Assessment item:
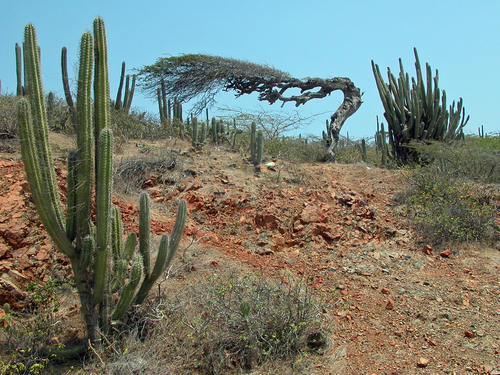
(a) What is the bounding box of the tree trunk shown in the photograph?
[325,83,362,161]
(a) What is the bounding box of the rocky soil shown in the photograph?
[0,133,499,374]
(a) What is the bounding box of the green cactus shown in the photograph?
[15,43,24,96]
[61,46,77,127]
[360,138,367,163]
[192,116,198,146]
[375,118,390,166]
[115,61,126,109]
[17,18,187,346]
[46,91,55,127]
[157,87,164,121]
[211,117,218,144]
[114,61,136,113]
[250,121,263,166]
[200,120,207,144]
[372,48,469,164]
[123,73,136,113]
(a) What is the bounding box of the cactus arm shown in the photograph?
[24,24,65,230]
[16,43,24,96]
[111,205,124,258]
[81,235,94,269]
[111,205,125,293]
[165,199,187,263]
[124,232,137,260]
[134,233,169,304]
[75,31,94,246]
[66,150,77,242]
[111,255,143,321]
[18,24,74,258]
[18,100,74,258]
[115,61,125,110]
[124,74,136,113]
[93,17,110,181]
[139,192,151,277]
[61,46,77,126]
[134,199,187,304]
[93,128,114,306]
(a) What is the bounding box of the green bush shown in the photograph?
[111,108,166,141]
[193,274,327,373]
[404,165,497,244]
[0,94,21,139]
[0,280,62,374]
[408,136,500,183]
[264,136,329,163]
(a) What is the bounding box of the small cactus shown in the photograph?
[250,121,263,166]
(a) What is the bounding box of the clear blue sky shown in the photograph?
[2,0,499,139]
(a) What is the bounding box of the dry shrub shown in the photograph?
[83,272,329,375]
[114,154,180,193]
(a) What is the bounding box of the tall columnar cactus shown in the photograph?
[114,61,136,113]
[359,138,367,163]
[200,120,207,144]
[191,116,198,147]
[375,118,390,166]
[250,121,263,166]
[211,117,218,144]
[15,43,24,96]
[372,48,469,164]
[115,61,126,109]
[17,18,187,347]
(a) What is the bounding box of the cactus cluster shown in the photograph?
[250,121,263,166]
[114,61,136,113]
[372,48,469,163]
[157,78,171,122]
[17,18,187,345]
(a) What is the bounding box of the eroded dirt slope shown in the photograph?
[0,135,499,374]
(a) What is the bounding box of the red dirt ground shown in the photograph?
[1,134,499,374]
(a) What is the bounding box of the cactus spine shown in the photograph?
[17,18,187,346]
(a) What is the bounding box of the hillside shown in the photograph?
[0,133,499,374]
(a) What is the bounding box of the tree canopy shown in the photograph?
[138,54,362,160]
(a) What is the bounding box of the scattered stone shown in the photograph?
[422,245,432,255]
[464,330,475,338]
[386,300,395,310]
[483,365,493,373]
[440,249,451,258]
[381,287,390,294]
[417,357,429,367]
